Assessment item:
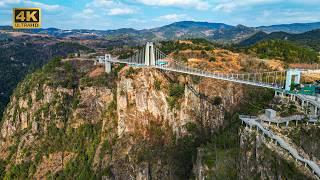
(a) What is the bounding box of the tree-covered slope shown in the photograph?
[239,29,320,51]
[0,38,92,120]
[243,40,319,63]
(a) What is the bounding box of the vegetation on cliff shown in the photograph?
[288,126,320,160]
[239,29,320,51]
[199,87,274,179]
[0,57,118,179]
[244,40,319,63]
[0,41,93,120]
[0,37,318,179]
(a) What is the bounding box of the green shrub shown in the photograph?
[0,160,5,179]
[169,84,184,98]
[154,79,161,90]
[209,56,216,62]
[35,88,44,101]
[213,96,222,106]
[125,67,137,78]
[191,75,201,84]
[80,73,116,88]
[166,83,185,109]
[200,50,209,58]
[4,162,32,179]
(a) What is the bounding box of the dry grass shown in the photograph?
[89,66,105,77]
[302,73,320,83]
[264,60,285,71]
[178,40,193,45]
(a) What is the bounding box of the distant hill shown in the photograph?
[1,21,320,43]
[257,22,320,34]
[244,39,319,63]
[239,29,320,51]
[148,21,255,42]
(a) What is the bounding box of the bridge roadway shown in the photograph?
[239,115,320,178]
[107,58,283,90]
[156,64,281,89]
[102,42,320,92]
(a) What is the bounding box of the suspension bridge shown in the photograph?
[97,43,320,177]
[97,42,317,92]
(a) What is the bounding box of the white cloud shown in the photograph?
[0,0,21,7]
[257,9,320,25]
[108,8,136,15]
[0,0,61,11]
[137,0,209,10]
[154,14,189,21]
[88,0,115,7]
[73,8,100,20]
[213,0,281,12]
[83,0,138,16]
[25,1,61,11]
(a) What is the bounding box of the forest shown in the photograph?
[0,40,92,120]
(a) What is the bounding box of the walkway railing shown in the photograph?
[155,60,283,90]
[104,42,320,93]
[296,94,320,109]
[239,115,320,178]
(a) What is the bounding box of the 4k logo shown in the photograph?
[13,8,41,29]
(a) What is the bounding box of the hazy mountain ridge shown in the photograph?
[257,22,320,34]
[2,21,320,42]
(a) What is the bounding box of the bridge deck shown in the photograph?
[107,59,282,90]
[104,42,320,95]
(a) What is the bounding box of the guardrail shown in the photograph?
[259,114,319,126]
[239,115,320,178]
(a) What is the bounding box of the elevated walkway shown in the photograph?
[239,115,320,178]
[259,114,318,126]
[98,42,320,96]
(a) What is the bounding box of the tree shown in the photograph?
[213,96,222,106]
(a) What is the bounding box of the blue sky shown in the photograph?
[0,0,320,30]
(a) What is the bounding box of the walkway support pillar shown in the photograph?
[105,61,111,73]
[105,54,112,73]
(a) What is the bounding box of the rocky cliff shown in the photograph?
[0,57,316,179]
[0,57,238,179]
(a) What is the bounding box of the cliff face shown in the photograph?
[238,129,315,179]
[0,58,315,179]
[0,58,244,179]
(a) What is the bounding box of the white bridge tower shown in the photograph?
[285,69,301,91]
[145,42,156,66]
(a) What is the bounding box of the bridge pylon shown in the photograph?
[145,42,156,66]
[285,69,301,91]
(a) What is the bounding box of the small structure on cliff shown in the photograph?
[265,109,276,119]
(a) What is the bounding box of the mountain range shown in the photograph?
[239,29,320,51]
[1,21,320,43]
